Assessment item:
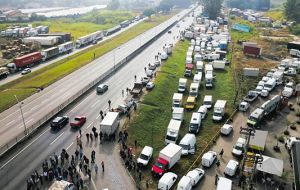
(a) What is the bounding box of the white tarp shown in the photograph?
[256,155,283,177]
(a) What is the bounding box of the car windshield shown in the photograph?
[139,154,149,160]
[166,135,176,141]
[154,161,165,169]
[249,116,257,122]
[75,117,81,121]
[204,101,210,105]
[213,112,222,117]
[180,144,189,150]
[190,123,198,129]
[234,144,243,151]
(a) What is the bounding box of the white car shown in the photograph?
[21,68,31,75]
[186,168,205,186]
[239,101,250,112]
[145,69,154,78]
[158,172,177,190]
[224,160,239,177]
[160,52,168,60]
[154,60,161,67]
[282,82,295,98]
[284,68,297,76]
[220,124,233,135]
[201,151,217,167]
[148,63,156,70]
[197,105,207,119]
[232,137,246,157]
[137,146,153,166]
[146,82,155,90]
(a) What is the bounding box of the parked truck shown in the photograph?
[131,82,143,96]
[289,49,300,58]
[243,44,262,57]
[213,100,227,121]
[76,31,104,48]
[23,36,59,46]
[165,119,182,145]
[212,60,226,70]
[247,108,264,128]
[0,67,9,79]
[6,52,42,73]
[243,90,258,102]
[41,46,60,61]
[260,95,281,115]
[58,41,74,54]
[100,112,119,140]
[272,70,284,85]
[243,68,259,77]
[151,143,182,176]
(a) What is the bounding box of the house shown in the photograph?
[3,10,29,22]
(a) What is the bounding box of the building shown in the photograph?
[292,142,300,190]
[3,10,29,22]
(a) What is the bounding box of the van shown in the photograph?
[172,107,184,121]
[186,57,193,64]
[213,100,227,121]
[263,78,276,92]
[201,151,217,167]
[165,119,182,145]
[137,146,153,166]
[173,93,183,108]
[194,54,202,63]
[203,95,213,109]
[177,176,192,190]
[189,83,199,99]
[224,160,239,176]
[189,112,201,133]
[178,78,187,92]
[158,172,178,190]
[194,46,201,53]
[48,180,75,190]
[196,61,203,73]
[216,177,232,190]
[186,51,192,58]
[193,73,202,85]
[185,96,196,110]
[179,133,196,155]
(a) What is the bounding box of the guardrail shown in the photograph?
[0,13,181,157]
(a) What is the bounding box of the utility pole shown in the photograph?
[14,95,27,135]
[239,126,256,189]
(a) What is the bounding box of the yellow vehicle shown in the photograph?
[185,96,196,110]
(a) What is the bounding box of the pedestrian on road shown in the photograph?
[101,161,105,172]
[79,129,82,138]
[108,100,111,108]
[139,170,142,181]
[79,162,83,172]
[76,181,80,190]
[122,89,124,97]
[92,126,96,134]
[144,67,146,72]
[124,130,128,141]
[134,75,137,81]
[86,133,89,141]
[215,174,219,185]
[39,174,43,185]
[90,133,93,140]
[100,131,103,144]
[94,163,98,174]
[79,178,83,188]
[219,148,224,158]
[100,110,103,116]
[87,169,91,180]
[216,159,220,167]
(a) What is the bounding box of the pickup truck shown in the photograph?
[131,82,143,96]
[243,90,258,103]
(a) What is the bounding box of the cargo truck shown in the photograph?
[23,36,59,46]
[165,119,182,145]
[41,47,60,61]
[131,82,143,96]
[212,60,226,70]
[76,31,104,48]
[100,112,119,140]
[7,52,42,73]
[212,100,227,121]
[58,41,74,54]
[260,95,281,115]
[272,70,284,85]
[247,108,264,128]
[151,143,182,176]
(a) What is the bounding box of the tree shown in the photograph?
[108,0,120,10]
[285,0,300,23]
[158,0,173,12]
[143,9,155,17]
[202,0,223,19]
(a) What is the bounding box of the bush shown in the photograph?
[284,130,290,135]
[278,136,285,143]
[289,24,300,35]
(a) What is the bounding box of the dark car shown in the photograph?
[51,116,69,129]
[70,116,86,128]
[168,30,172,34]
[97,84,108,94]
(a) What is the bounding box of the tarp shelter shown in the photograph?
[249,130,268,151]
[232,23,250,33]
[256,155,283,177]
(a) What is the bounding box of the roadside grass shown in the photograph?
[0,13,176,113]
[264,10,285,21]
[126,40,235,189]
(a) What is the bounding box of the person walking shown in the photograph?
[89,133,93,141]
[122,89,124,97]
[134,75,137,81]
[216,159,220,167]
[86,133,89,141]
[101,161,104,172]
[79,129,82,138]
[219,148,224,158]
[215,174,219,185]
[100,131,103,144]
[108,100,111,109]
[144,67,146,72]
[94,163,98,174]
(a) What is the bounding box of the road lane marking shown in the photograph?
[70,93,92,113]
[90,100,100,109]
[17,119,33,128]
[0,128,50,170]
[86,122,93,129]
[5,120,15,127]
[50,132,65,145]
[66,142,73,150]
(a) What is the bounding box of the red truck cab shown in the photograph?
[151,157,169,176]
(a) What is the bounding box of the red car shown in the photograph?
[70,116,86,128]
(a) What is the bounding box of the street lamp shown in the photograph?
[113,47,121,71]
[14,95,27,135]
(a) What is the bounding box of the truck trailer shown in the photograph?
[100,112,119,140]
[7,52,42,73]
[41,46,60,61]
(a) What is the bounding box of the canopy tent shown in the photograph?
[256,155,283,177]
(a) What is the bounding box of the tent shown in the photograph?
[256,155,283,177]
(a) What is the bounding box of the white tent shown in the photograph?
[256,155,283,177]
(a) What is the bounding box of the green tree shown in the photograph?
[285,0,300,23]
[143,9,156,17]
[108,0,120,10]
[202,0,223,19]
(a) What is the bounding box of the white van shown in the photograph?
[232,137,246,157]
[137,146,153,166]
[177,176,192,190]
[202,151,217,167]
[178,78,187,92]
[158,172,178,190]
[165,119,182,145]
[194,46,201,53]
[172,107,184,121]
[263,78,276,92]
[203,95,213,109]
[194,54,202,63]
[216,177,232,190]
[189,112,202,134]
[224,160,239,176]
[173,93,183,108]
[48,180,75,190]
[189,83,199,99]
[196,61,204,73]
[186,168,205,186]
[186,52,193,58]
[179,133,196,155]
[193,73,202,85]
[186,57,193,64]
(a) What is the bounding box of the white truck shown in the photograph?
[58,41,74,54]
[260,95,281,115]
[272,70,284,85]
[289,49,300,58]
[282,82,296,98]
[165,119,182,145]
[172,93,183,108]
[247,108,264,128]
[164,45,172,55]
[172,107,184,121]
[205,53,220,61]
[213,100,227,121]
[189,82,199,99]
[196,61,204,73]
[100,112,119,137]
[212,60,226,70]
[194,54,202,63]
[205,64,213,88]
[178,78,187,92]
[243,68,259,77]
[184,31,194,39]
[48,180,74,190]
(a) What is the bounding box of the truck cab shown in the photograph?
[185,96,196,110]
[172,93,183,108]
[247,108,264,128]
[189,112,201,134]
[189,83,199,99]
[205,71,213,88]
[213,100,227,121]
[165,119,182,145]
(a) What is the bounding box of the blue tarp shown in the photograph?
[232,23,250,33]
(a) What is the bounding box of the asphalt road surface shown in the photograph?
[0,8,192,149]
[0,17,146,86]
[0,11,195,190]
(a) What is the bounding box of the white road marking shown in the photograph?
[5,120,15,127]
[30,105,39,111]
[0,128,50,170]
[91,178,97,190]
[66,142,73,150]
[90,100,100,109]
[86,122,93,129]
[17,119,33,128]
[50,132,65,145]
[70,94,92,113]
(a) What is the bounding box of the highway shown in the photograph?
[0,17,146,86]
[0,10,194,190]
[0,8,192,151]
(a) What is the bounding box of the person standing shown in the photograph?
[86,133,89,141]
[122,89,124,97]
[219,148,224,158]
[108,100,111,109]
[101,161,104,172]
[215,174,219,185]
[94,163,98,174]
[79,129,82,138]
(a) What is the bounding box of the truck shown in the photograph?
[212,100,227,121]
[205,53,220,61]
[243,68,259,77]
[248,130,268,151]
[260,95,281,115]
[100,112,119,140]
[164,45,172,54]
[41,47,60,61]
[48,180,74,190]
[131,82,143,96]
[172,107,184,121]
[184,31,194,39]
[243,90,258,102]
[172,93,183,108]
[212,60,226,69]
[151,143,182,176]
[243,45,262,57]
[76,31,104,48]
[58,41,74,54]
[178,78,187,92]
[23,36,59,46]
[105,25,121,36]
[247,108,264,128]
[272,70,284,85]
[282,82,296,98]
[6,52,42,73]
[165,119,182,145]
[289,49,300,58]
[189,82,199,99]
[196,61,203,73]
[0,67,9,79]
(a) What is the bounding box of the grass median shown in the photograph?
[0,13,177,113]
[126,40,235,189]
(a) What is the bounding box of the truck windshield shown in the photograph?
[204,101,210,105]
[213,112,222,117]
[154,161,166,169]
[264,84,272,88]
[139,154,149,160]
[190,123,198,129]
[180,144,189,150]
[166,135,176,141]
[249,116,258,122]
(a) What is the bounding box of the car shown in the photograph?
[141,77,150,85]
[158,172,177,190]
[220,124,233,135]
[201,151,217,167]
[239,101,250,112]
[168,30,172,34]
[186,168,205,186]
[284,68,297,76]
[70,116,86,128]
[146,82,155,90]
[197,105,207,119]
[137,146,153,166]
[262,76,270,83]
[97,84,108,94]
[184,69,193,77]
[21,68,31,75]
[232,137,246,157]
[146,69,154,78]
[51,116,69,129]
[154,60,161,67]
[148,63,156,70]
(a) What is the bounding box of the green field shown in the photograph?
[126,40,235,189]
[0,13,177,113]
